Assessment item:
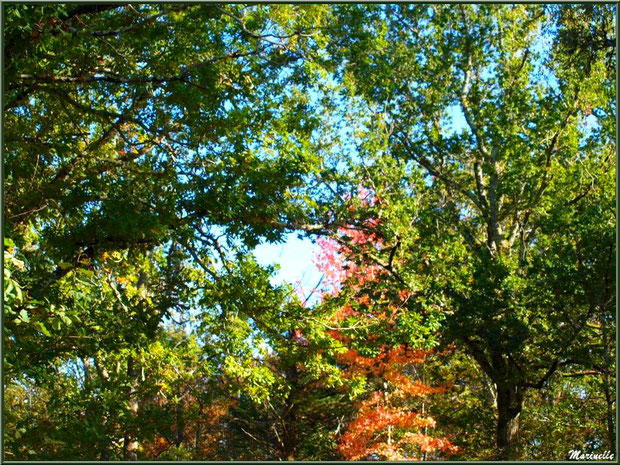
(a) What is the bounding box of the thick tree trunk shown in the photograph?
[466,343,526,460]
[496,384,523,460]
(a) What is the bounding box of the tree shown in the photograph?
[518,370,616,460]
[417,348,498,460]
[336,347,457,461]
[194,255,349,461]
[3,325,215,460]
[3,3,333,460]
[3,3,615,461]
[320,3,615,459]
[3,1,330,373]
[315,217,458,461]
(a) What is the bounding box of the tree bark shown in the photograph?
[194,400,203,459]
[495,383,523,460]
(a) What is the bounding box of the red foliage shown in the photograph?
[316,199,458,460]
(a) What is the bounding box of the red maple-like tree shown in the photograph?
[315,192,459,460]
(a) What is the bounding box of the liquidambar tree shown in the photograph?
[315,222,458,460]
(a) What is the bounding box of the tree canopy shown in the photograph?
[3,3,616,461]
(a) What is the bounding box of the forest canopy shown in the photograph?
[2,2,616,461]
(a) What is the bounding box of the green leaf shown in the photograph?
[35,322,51,337]
[19,309,30,323]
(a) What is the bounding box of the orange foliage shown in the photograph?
[336,344,458,461]
[316,198,458,460]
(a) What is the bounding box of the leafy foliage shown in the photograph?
[2,3,615,462]
[315,222,458,460]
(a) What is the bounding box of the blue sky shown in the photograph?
[253,233,323,300]
[251,103,469,299]
[250,28,587,302]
